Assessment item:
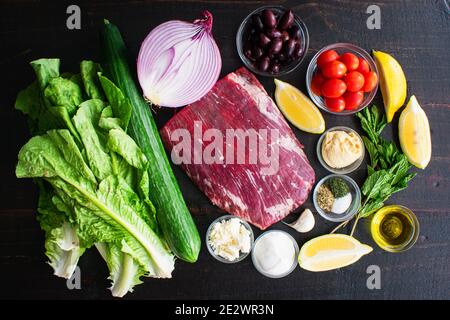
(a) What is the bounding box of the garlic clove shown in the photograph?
[285,208,315,233]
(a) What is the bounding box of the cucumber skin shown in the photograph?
[101,20,200,263]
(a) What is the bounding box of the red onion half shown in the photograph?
[137,11,222,108]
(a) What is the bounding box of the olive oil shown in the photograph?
[371,205,419,252]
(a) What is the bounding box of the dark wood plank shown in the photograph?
[0,0,449,299]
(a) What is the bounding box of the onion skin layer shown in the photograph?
[137,11,222,108]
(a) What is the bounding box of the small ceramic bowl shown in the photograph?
[306,43,378,115]
[206,215,254,263]
[236,5,309,77]
[316,126,365,174]
[313,174,361,222]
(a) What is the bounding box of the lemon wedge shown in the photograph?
[373,50,407,123]
[399,95,432,169]
[298,234,373,272]
[274,79,325,134]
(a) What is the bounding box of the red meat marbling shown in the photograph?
[160,67,315,229]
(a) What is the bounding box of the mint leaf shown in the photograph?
[362,136,378,167]
[361,169,393,201]
[356,105,417,220]
[356,105,386,144]
[359,200,384,218]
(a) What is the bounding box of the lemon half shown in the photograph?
[274,79,325,134]
[399,95,432,169]
[298,234,373,272]
[373,50,407,123]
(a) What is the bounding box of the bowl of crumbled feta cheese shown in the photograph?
[206,215,254,263]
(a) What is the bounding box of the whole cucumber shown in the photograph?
[101,20,200,262]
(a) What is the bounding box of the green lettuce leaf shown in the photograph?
[48,106,81,143]
[98,73,131,129]
[107,128,147,170]
[99,106,122,131]
[15,82,42,121]
[80,61,105,100]
[15,82,46,134]
[16,129,174,278]
[72,99,112,180]
[44,77,83,115]
[95,242,145,297]
[36,181,86,278]
[15,59,169,296]
[30,58,60,90]
[45,221,85,279]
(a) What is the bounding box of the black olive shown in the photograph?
[244,49,253,60]
[278,52,287,63]
[252,45,264,59]
[270,62,280,74]
[288,25,301,39]
[244,42,254,60]
[281,31,290,42]
[293,41,304,58]
[258,33,271,47]
[251,14,264,31]
[266,29,282,39]
[278,10,294,30]
[283,38,296,57]
[269,38,283,55]
[257,56,270,72]
[262,9,277,29]
[250,32,259,44]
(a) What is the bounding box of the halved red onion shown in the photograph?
[137,11,222,108]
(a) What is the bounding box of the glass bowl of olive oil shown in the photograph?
[370,205,419,253]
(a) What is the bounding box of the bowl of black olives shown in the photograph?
[236,6,309,76]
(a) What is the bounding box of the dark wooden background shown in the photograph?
[0,0,449,300]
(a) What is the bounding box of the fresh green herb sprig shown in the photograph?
[356,105,416,218]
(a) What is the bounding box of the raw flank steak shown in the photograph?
[160,67,315,229]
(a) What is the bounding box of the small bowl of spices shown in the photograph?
[317,126,365,174]
[313,174,361,222]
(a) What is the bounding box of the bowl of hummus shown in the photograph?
[317,126,365,174]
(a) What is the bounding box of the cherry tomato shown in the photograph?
[362,71,378,92]
[340,53,359,71]
[344,71,365,92]
[311,72,325,96]
[343,91,364,110]
[325,97,345,112]
[322,60,347,78]
[321,79,347,98]
[317,50,339,68]
[356,58,370,74]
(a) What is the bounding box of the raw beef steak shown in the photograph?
[160,67,315,229]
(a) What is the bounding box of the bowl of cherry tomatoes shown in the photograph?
[306,43,379,115]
